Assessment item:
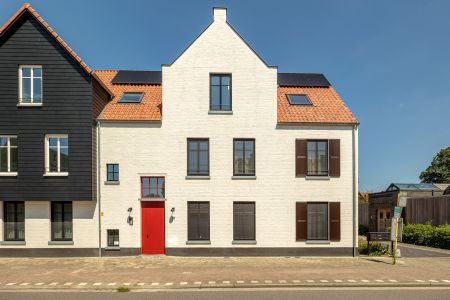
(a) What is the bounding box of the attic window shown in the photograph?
[286,94,312,105]
[119,92,144,103]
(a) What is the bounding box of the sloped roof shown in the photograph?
[0,3,91,74]
[94,70,162,121]
[278,73,330,87]
[277,85,358,124]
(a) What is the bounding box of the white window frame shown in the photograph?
[18,65,43,106]
[44,134,68,176]
[0,136,18,176]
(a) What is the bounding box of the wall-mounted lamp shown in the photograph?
[171,207,175,213]
[169,207,175,223]
[127,207,133,225]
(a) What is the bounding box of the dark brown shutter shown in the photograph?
[295,140,307,177]
[296,202,307,241]
[198,202,210,240]
[187,203,199,241]
[233,202,255,240]
[329,139,340,177]
[329,202,341,241]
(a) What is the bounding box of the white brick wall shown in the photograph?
[99,13,358,251]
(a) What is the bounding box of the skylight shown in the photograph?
[118,92,144,103]
[286,94,312,105]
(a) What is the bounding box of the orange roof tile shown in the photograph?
[94,70,162,121]
[0,3,91,74]
[277,86,358,124]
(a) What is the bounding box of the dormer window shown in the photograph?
[286,94,312,105]
[19,65,42,105]
[210,74,231,111]
[118,92,144,103]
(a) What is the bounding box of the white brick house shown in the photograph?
[96,7,359,256]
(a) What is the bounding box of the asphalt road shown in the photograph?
[0,287,449,300]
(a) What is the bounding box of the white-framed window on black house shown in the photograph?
[45,135,68,175]
[187,139,209,176]
[3,201,25,241]
[19,65,42,105]
[295,139,340,177]
[187,202,210,241]
[296,202,340,242]
[233,139,255,176]
[107,164,119,182]
[233,202,256,241]
[107,229,120,247]
[0,136,18,175]
[210,74,231,111]
[51,202,72,241]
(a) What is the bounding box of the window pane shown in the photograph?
[33,67,42,77]
[307,203,328,240]
[22,67,31,77]
[49,138,58,148]
[22,78,31,101]
[158,178,165,198]
[10,147,18,172]
[199,141,208,151]
[118,92,144,103]
[0,137,7,147]
[233,203,255,240]
[188,150,198,174]
[188,141,198,151]
[211,86,220,110]
[60,138,68,148]
[9,137,17,147]
[0,147,7,172]
[221,85,230,110]
[234,150,244,174]
[60,146,69,172]
[199,151,208,173]
[49,146,58,172]
[221,75,230,86]
[211,76,220,85]
[33,78,42,102]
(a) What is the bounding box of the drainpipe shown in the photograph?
[352,124,358,257]
[97,121,102,257]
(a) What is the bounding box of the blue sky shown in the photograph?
[1,0,449,192]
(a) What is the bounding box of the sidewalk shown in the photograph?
[0,255,449,290]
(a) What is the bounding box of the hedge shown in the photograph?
[402,223,450,250]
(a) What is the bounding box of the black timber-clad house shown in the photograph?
[0,3,110,254]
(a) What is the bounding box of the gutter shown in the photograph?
[97,120,102,257]
[352,124,358,257]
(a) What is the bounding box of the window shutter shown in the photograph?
[188,203,199,240]
[296,202,307,241]
[233,202,255,240]
[295,140,307,177]
[198,202,210,240]
[329,202,341,241]
[329,139,340,177]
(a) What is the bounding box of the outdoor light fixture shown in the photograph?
[127,207,133,225]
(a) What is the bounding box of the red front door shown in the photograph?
[141,201,165,254]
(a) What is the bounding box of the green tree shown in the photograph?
[420,147,450,183]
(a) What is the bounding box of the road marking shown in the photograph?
[279,280,287,283]
[137,282,145,286]
[389,280,398,282]
[375,280,384,283]
[165,282,173,286]
[49,282,58,286]
[78,283,87,286]
[347,280,356,283]
[180,282,188,285]
[306,280,314,283]
[208,281,216,284]
[20,283,29,286]
[361,280,370,283]
[108,283,116,286]
[265,280,272,284]
[64,282,73,286]
[415,280,425,282]
[194,282,201,285]
[251,280,259,284]
[429,280,438,283]
[151,283,159,286]
[320,280,328,283]
[123,283,130,286]
[93,282,102,286]
[442,280,450,283]
[236,281,244,284]
[292,280,300,283]
[6,283,16,286]
[334,280,343,283]
[222,281,230,284]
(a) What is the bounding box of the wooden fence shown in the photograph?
[406,195,450,226]
[358,203,369,227]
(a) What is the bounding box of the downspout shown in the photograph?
[97,120,102,257]
[352,124,358,257]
